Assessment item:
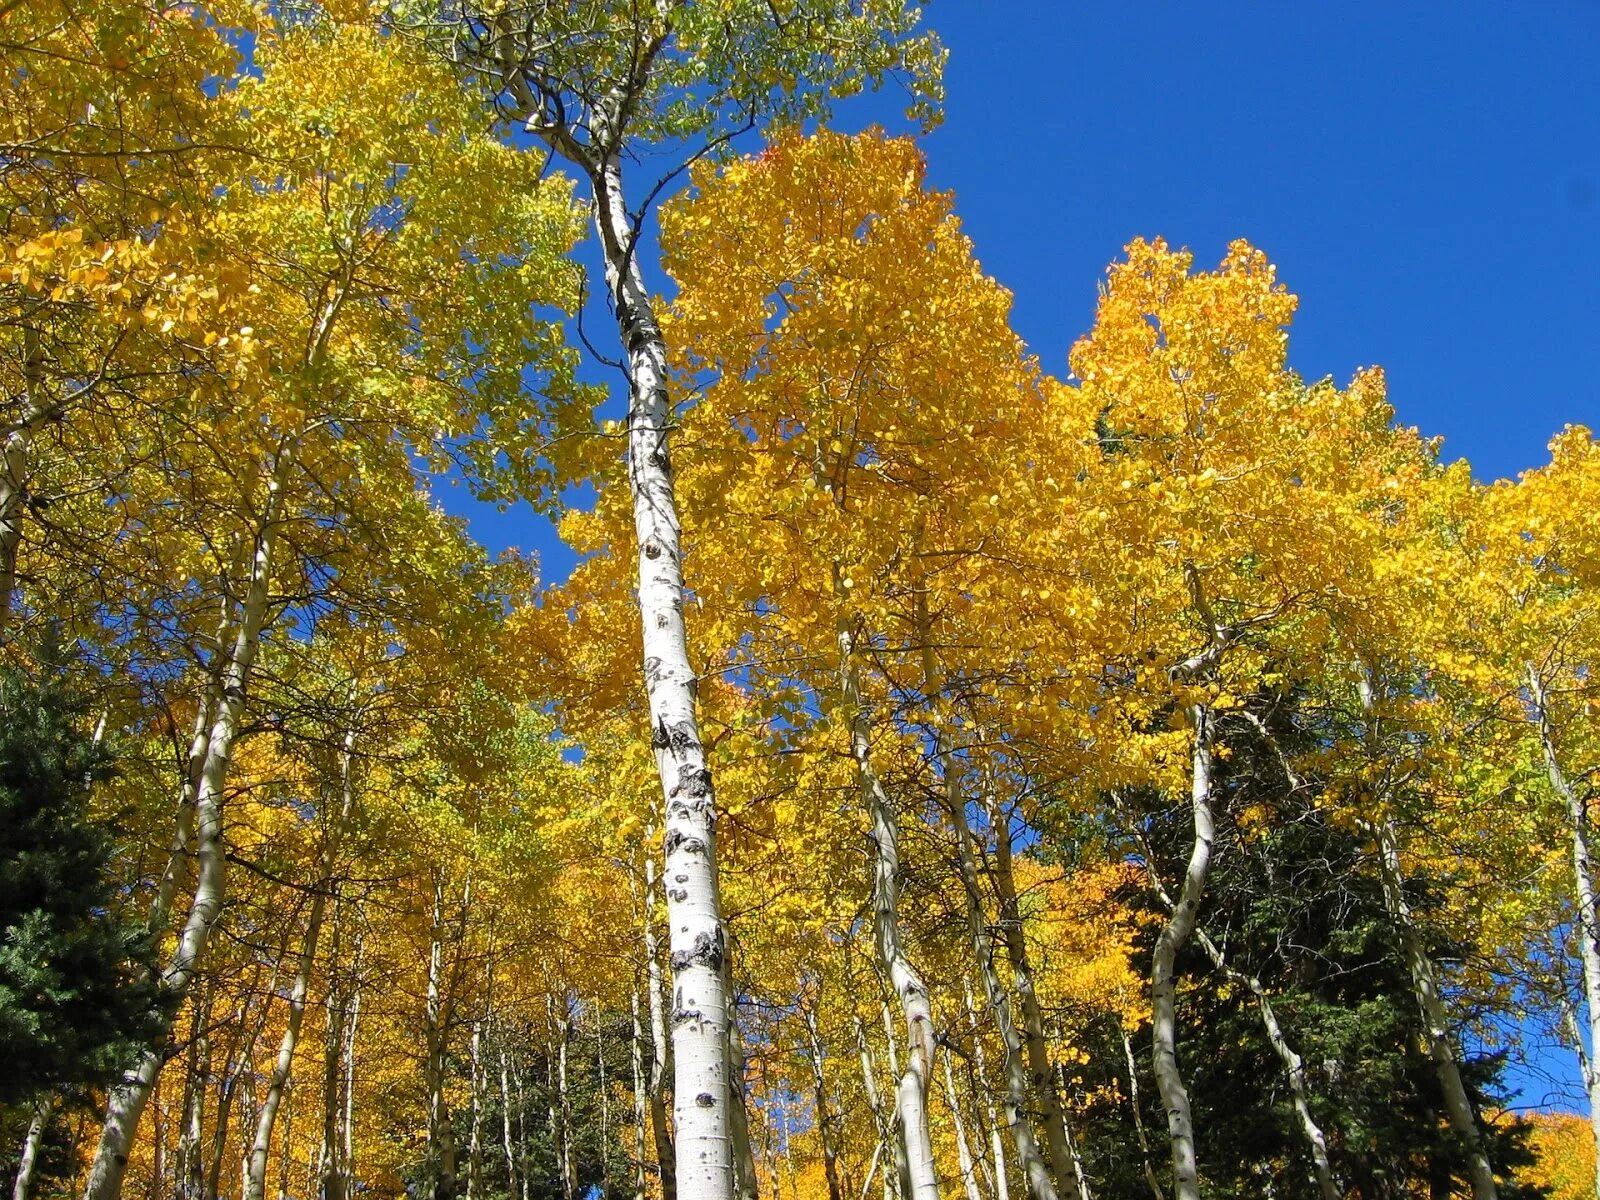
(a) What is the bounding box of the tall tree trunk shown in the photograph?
[426,878,460,1200]
[466,1022,485,1200]
[1112,1019,1163,1200]
[986,804,1075,1200]
[245,728,354,1200]
[1148,705,1215,1200]
[499,1027,521,1200]
[0,324,44,642]
[838,608,938,1200]
[855,1016,898,1200]
[1190,930,1338,1200]
[642,847,678,1200]
[948,787,1054,1200]
[1369,813,1498,1200]
[1356,667,1498,1200]
[85,444,294,1200]
[555,1000,578,1200]
[179,982,215,1200]
[962,983,1009,1200]
[942,1053,983,1200]
[591,147,730,1200]
[1529,664,1600,1197]
[726,1013,759,1200]
[802,1005,845,1200]
[12,1095,53,1200]
[632,984,652,1200]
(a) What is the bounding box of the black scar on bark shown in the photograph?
[643,539,662,559]
[663,830,707,859]
[671,1005,704,1027]
[695,1093,715,1108]
[670,926,725,974]
[644,657,664,685]
[671,762,712,798]
[667,887,688,903]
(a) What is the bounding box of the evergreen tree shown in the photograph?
[0,664,160,1107]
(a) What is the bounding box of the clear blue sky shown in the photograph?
[451,1,1600,577]
[441,1,1600,1109]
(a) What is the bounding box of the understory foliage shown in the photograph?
[2,5,1597,1200]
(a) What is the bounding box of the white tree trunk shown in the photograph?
[11,1095,52,1200]
[0,325,44,642]
[1528,664,1600,1197]
[84,446,292,1200]
[591,150,730,1200]
[838,610,938,1200]
[986,804,1076,1200]
[961,982,1010,1200]
[949,788,1055,1200]
[942,1053,983,1200]
[1369,814,1499,1200]
[802,1004,846,1200]
[1148,705,1215,1200]
[244,727,353,1200]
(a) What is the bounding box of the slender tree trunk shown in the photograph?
[727,1016,760,1200]
[1370,813,1499,1200]
[1189,930,1338,1200]
[499,1028,520,1200]
[942,1053,983,1200]
[318,906,352,1200]
[341,971,360,1195]
[12,1095,53,1200]
[960,982,1008,1200]
[426,879,460,1200]
[0,325,44,642]
[467,1022,485,1200]
[986,804,1074,1200]
[1148,705,1215,1200]
[803,1006,845,1200]
[1125,1041,1172,1200]
[555,1000,577,1200]
[85,445,294,1200]
[1355,668,1497,1200]
[642,848,678,1200]
[855,1017,897,1200]
[179,983,215,1200]
[838,609,938,1200]
[1529,665,1600,1197]
[949,788,1054,1200]
[632,984,651,1200]
[245,728,353,1200]
[591,148,730,1200]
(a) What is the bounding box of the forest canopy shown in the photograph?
[1,4,1597,1200]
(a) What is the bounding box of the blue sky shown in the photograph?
[439,2,1599,1109]
[449,1,1599,578]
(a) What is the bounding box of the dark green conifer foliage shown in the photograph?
[0,664,160,1107]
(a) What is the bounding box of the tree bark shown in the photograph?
[425,877,460,1200]
[802,1005,845,1200]
[1116,1020,1165,1200]
[985,805,1076,1200]
[84,443,294,1200]
[245,727,354,1200]
[1148,705,1215,1200]
[726,1013,760,1200]
[0,325,44,642]
[962,982,1009,1200]
[949,787,1054,1200]
[838,609,938,1200]
[577,135,734,1200]
[1370,813,1499,1200]
[12,1095,53,1200]
[1528,663,1600,1198]
[942,1053,983,1200]
[642,848,679,1200]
